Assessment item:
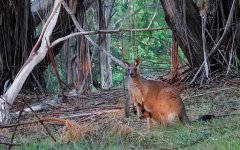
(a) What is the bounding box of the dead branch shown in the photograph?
[30,3,61,54]
[46,40,65,97]
[58,108,123,119]
[0,0,62,123]
[112,8,142,28]
[31,73,45,95]
[51,27,169,48]
[31,0,96,26]
[0,142,21,147]
[226,29,237,74]
[0,108,122,129]
[8,103,25,150]
[21,99,56,142]
[183,87,237,101]
[0,119,49,129]
[61,0,156,69]
[190,0,237,84]
[201,13,209,79]
[12,95,62,117]
[0,117,69,129]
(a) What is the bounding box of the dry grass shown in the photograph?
[1,81,240,149]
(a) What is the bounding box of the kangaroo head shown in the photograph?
[124,58,141,78]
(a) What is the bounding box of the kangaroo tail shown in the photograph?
[197,114,216,122]
[179,111,191,124]
[180,114,216,124]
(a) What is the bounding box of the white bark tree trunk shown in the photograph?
[0,0,61,124]
[100,0,113,89]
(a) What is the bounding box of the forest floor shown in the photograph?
[1,77,240,150]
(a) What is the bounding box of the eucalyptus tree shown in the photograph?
[160,0,240,83]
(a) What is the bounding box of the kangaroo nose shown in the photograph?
[130,73,134,76]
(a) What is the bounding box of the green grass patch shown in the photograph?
[2,89,240,150]
[3,114,239,150]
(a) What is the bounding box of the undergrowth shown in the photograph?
[1,88,240,150]
[6,116,240,150]
[8,116,240,150]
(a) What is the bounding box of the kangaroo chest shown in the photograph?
[128,80,144,104]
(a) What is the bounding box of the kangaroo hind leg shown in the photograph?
[179,111,190,124]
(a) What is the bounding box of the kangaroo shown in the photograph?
[124,58,189,129]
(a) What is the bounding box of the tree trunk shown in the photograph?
[64,40,72,85]
[160,0,204,69]
[161,0,240,83]
[37,0,96,75]
[0,0,61,124]
[98,0,114,89]
[0,0,96,94]
[31,0,96,26]
[0,0,35,94]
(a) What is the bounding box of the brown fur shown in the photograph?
[124,58,189,129]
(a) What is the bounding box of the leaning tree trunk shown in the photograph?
[0,0,96,94]
[37,0,96,85]
[0,0,61,124]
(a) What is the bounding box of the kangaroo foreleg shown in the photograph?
[134,101,143,117]
[147,117,153,130]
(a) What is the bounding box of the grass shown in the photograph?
[1,88,240,150]
[4,115,240,150]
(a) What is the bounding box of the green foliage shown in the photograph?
[43,53,67,93]
[44,0,183,90]
[110,0,173,85]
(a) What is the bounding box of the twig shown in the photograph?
[0,119,47,129]
[201,13,209,79]
[0,142,21,147]
[226,29,237,74]
[1,108,123,129]
[190,0,236,84]
[59,108,123,119]
[46,39,65,98]
[59,0,168,69]
[8,103,25,150]
[1,0,62,124]
[208,0,236,57]
[183,87,237,101]
[112,8,142,28]
[31,73,45,95]
[147,12,157,28]
[51,27,169,49]
[30,2,61,54]
[21,99,57,142]
[148,0,160,28]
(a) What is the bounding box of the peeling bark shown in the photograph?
[0,0,61,124]
[98,0,114,89]
[160,0,203,69]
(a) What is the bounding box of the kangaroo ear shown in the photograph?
[135,58,141,66]
[123,60,130,67]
